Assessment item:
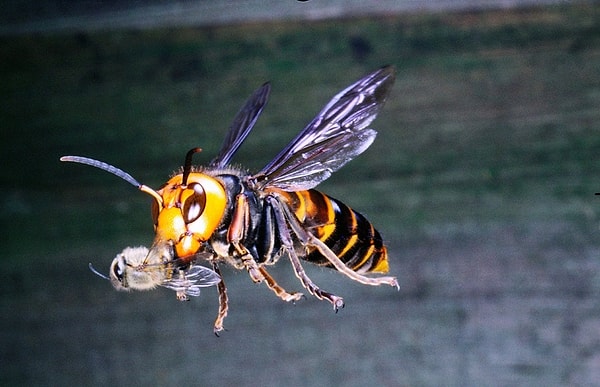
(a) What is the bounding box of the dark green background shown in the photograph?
[2,4,600,385]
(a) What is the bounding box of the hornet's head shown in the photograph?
[61,148,228,264]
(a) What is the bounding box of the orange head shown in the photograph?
[148,171,227,258]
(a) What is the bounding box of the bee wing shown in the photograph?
[210,82,271,167]
[160,264,222,297]
[253,66,395,191]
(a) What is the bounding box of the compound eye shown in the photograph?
[182,183,206,224]
[112,256,125,282]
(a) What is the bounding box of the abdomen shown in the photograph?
[273,189,389,274]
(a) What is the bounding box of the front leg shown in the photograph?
[212,262,228,336]
[175,268,190,302]
[228,193,264,283]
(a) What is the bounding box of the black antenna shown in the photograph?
[60,155,164,205]
[182,147,202,185]
[60,156,141,188]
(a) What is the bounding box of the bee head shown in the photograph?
[107,246,157,292]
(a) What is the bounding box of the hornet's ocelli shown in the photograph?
[62,66,399,334]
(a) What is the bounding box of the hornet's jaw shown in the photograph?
[145,240,177,266]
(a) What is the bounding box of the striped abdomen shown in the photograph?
[274,189,389,274]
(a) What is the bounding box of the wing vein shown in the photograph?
[253,66,395,191]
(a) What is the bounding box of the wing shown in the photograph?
[210,82,271,167]
[161,264,222,297]
[252,66,395,191]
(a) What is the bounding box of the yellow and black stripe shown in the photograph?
[276,189,389,274]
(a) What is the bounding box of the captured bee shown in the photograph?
[62,66,398,334]
[88,246,222,301]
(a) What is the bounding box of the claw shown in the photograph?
[248,267,263,283]
[331,296,345,312]
[214,326,226,337]
[284,292,305,303]
[176,291,190,301]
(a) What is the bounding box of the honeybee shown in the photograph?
[88,246,222,301]
[62,66,398,334]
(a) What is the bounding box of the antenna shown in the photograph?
[88,262,110,280]
[60,155,164,205]
[182,147,202,185]
[60,156,141,187]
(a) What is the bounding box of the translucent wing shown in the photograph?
[210,82,271,167]
[161,264,222,297]
[253,66,395,191]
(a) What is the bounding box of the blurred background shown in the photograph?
[2,1,600,385]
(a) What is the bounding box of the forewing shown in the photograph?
[210,82,271,167]
[254,66,395,191]
[161,264,222,297]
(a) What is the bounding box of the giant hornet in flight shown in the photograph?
[62,66,398,334]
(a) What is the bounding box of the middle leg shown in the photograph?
[258,266,304,303]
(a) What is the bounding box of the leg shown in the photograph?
[266,196,345,311]
[228,193,264,283]
[286,246,345,311]
[278,198,399,289]
[258,266,304,303]
[306,235,398,289]
[233,242,306,303]
[175,269,190,301]
[228,193,304,303]
[212,262,228,336]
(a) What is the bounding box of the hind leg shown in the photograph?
[266,196,345,311]
[275,197,398,290]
